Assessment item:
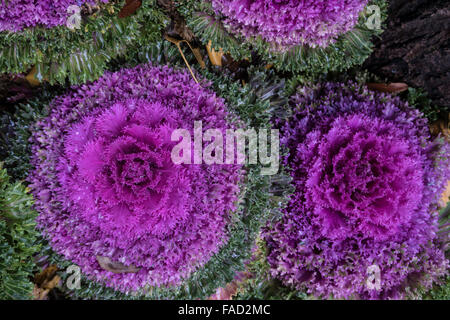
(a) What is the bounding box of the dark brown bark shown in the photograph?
[364,0,450,110]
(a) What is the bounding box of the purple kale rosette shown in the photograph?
[0,0,108,32]
[264,82,449,299]
[29,63,242,293]
[210,0,368,49]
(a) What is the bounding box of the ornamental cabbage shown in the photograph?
[264,82,449,299]
[0,1,109,32]
[30,64,242,293]
[210,0,368,49]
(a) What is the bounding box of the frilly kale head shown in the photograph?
[179,0,388,75]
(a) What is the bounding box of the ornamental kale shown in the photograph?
[264,82,449,299]
[29,63,242,293]
[0,0,108,32]
[210,0,368,49]
[0,164,40,300]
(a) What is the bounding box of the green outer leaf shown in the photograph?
[0,165,40,300]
